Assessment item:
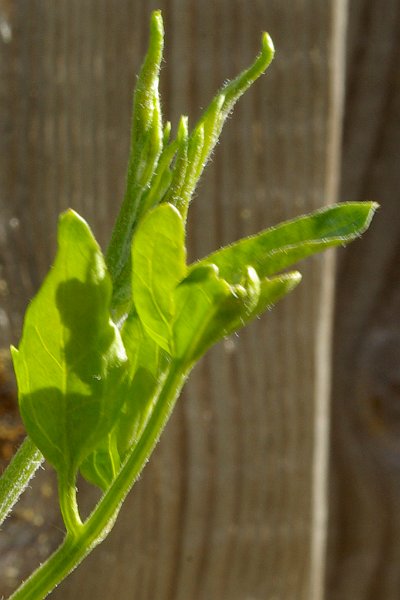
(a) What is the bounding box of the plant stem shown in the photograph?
[9,535,86,600]
[9,364,187,600]
[0,436,43,526]
[58,473,83,536]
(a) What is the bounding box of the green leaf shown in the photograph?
[173,264,231,363]
[80,432,121,492]
[163,116,189,208]
[12,210,127,479]
[193,202,378,283]
[107,10,164,316]
[118,312,170,454]
[205,269,302,342]
[129,11,164,168]
[173,264,301,366]
[105,18,275,316]
[248,271,302,322]
[132,203,186,352]
[81,311,169,490]
[165,119,205,218]
[139,123,180,216]
[173,31,274,219]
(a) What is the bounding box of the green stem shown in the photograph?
[9,535,86,600]
[58,473,83,536]
[0,436,43,526]
[9,364,187,600]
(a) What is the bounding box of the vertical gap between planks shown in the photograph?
[310,1,349,599]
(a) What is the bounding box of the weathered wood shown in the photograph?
[0,1,345,598]
[326,1,400,599]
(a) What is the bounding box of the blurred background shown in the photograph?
[0,1,398,599]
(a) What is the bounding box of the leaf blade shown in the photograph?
[131,203,186,352]
[193,202,378,282]
[173,264,301,366]
[12,210,127,478]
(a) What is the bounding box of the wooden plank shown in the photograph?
[326,1,400,598]
[0,1,345,598]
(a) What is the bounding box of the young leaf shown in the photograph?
[81,311,169,490]
[117,313,170,454]
[106,15,275,316]
[107,10,164,316]
[173,264,231,363]
[193,202,378,282]
[252,271,302,315]
[139,124,180,216]
[80,432,121,492]
[168,33,274,219]
[11,210,127,480]
[173,264,301,366]
[131,202,186,352]
[163,116,190,208]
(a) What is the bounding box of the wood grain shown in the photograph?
[0,1,345,598]
[327,1,400,599]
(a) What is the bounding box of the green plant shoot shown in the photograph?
[0,10,377,599]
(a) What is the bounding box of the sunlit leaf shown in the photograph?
[12,210,127,479]
[173,264,301,366]
[194,202,378,282]
[131,202,186,352]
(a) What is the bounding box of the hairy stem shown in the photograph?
[58,473,83,537]
[9,364,187,600]
[0,436,43,526]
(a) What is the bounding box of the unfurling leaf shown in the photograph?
[173,264,301,366]
[107,10,164,317]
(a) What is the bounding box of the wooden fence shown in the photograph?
[328,1,400,598]
[0,1,398,598]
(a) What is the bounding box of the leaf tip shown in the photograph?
[288,271,302,287]
[352,200,379,234]
[261,32,275,64]
[276,271,302,294]
[10,344,18,360]
[58,209,91,243]
[10,345,20,379]
[177,115,189,141]
[59,208,84,225]
[150,9,164,39]
[163,120,172,144]
[368,201,380,216]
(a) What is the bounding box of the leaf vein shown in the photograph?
[33,326,64,373]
